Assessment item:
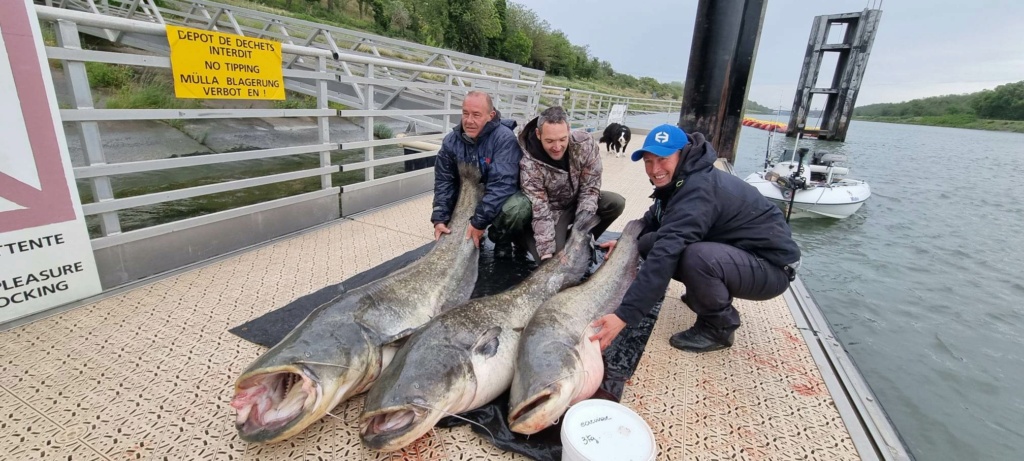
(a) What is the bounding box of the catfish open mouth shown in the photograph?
[509,389,554,426]
[359,406,433,451]
[231,370,319,442]
[509,385,574,435]
[362,408,418,436]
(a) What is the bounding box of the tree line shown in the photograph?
[854,81,1024,121]
[256,0,685,99]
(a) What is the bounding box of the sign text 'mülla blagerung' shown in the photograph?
[166,25,285,100]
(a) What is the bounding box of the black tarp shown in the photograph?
[229,234,661,461]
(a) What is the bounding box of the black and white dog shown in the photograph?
[600,123,631,158]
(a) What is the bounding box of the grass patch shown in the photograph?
[100,69,199,110]
[105,81,200,110]
[273,93,319,109]
[86,62,135,89]
[544,75,663,100]
[40,22,57,46]
[373,123,393,139]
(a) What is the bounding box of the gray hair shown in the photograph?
[465,90,494,112]
[537,106,569,134]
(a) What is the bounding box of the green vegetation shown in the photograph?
[855,114,1024,133]
[40,22,57,46]
[85,62,135,89]
[65,1,773,114]
[854,81,1024,132]
[745,99,774,114]
[273,93,319,109]
[372,122,394,139]
[103,71,201,110]
[218,0,688,100]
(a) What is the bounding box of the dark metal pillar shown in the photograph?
[678,0,768,164]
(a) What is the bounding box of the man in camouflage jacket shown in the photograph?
[517,106,625,261]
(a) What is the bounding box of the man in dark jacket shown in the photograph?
[590,124,801,353]
[431,91,529,249]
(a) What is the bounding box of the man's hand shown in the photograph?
[598,240,617,260]
[466,225,485,248]
[434,223,451,241]
[589,313,627,351]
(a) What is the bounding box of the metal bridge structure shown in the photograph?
[32,0,682,289]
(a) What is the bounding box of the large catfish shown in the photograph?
[230,163,483,443]
[507,219,644,435]
[358,215,599,452]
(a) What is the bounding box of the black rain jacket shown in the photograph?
[431,114,520,230]
[614,133,801,324]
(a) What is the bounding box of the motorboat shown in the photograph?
[744,147,870,219]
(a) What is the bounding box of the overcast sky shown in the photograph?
[511,0,1024,107]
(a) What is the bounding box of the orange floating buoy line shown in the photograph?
[742,117,787,132]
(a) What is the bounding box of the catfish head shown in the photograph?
[507,334,592,434]
[359,324,503,452]
[231,304,383,443]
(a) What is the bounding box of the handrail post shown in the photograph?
[317,55,332,190]
[365,62,375,181]
[568,90,577,126]
[56,19,121,236]
[444,74,453,134]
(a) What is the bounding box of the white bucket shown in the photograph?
[560,399,657,461]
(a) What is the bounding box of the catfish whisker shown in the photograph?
[410,403,496,444]
[324,410,345,422]
[539,370,591,391]
[432,427,451,460]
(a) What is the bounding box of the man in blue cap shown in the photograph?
[590,124,801,353]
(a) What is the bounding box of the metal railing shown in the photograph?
[46,0,544,125]
[35,5,539,254]
[34,0,684,287]
[541,86,682,131]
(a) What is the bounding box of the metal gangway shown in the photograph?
[44,0,544,129]
[34,2,547,289]
[34,0,685,290]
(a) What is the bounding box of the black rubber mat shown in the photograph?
[228,232,660,461]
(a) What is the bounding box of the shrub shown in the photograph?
[86,62,134,89]
[373,122,394,139]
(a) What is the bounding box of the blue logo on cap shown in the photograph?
[631,124,689,161]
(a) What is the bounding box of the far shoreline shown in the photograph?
[852,115,1024,134]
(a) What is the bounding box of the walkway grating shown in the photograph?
[0,142,858,460]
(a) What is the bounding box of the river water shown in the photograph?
[629,113,1024,460]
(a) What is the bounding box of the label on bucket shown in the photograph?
[561,400,656,461]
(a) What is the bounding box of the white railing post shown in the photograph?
[56,19,121,236]
[444,74,453,135]
[317,55,332,189]
[365,62,375,181]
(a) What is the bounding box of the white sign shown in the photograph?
[607,104,627,125]
[0,0,102,324]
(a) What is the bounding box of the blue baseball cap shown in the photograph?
[631,124,689,161]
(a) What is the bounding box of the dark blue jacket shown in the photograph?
[614,133,801,325]
[431,115,520,230]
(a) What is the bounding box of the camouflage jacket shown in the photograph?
[518,117,603,257]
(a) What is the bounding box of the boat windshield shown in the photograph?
[775,149,811,165]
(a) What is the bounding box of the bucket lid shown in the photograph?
[560,400,656,461]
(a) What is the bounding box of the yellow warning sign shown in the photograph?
[166,25,285,100]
